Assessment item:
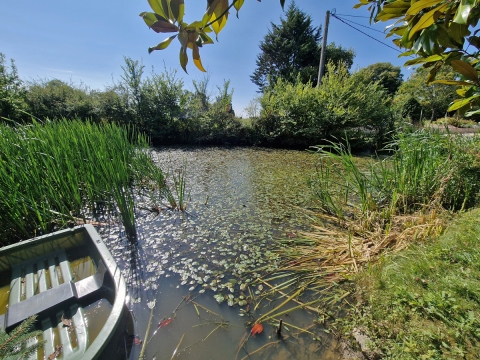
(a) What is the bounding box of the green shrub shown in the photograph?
[401,97,423,124]
[254,62,393,148]
[0,53,28,122]
[25,79,99,122]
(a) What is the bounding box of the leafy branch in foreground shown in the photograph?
[140,0,286,73]
[356,0,480,116]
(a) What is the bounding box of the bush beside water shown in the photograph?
[2,55,399,150]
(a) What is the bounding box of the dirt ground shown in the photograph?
[427,124,480,134]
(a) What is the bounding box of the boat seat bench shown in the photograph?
[0,249,106,359]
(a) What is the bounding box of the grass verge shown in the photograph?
[336,208,480,359]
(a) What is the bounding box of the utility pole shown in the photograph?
[317,10,330,87]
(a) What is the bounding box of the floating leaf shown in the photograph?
[147,299,156,310]
[48,345,63,360]
[61,314,72,328]
[251,323,263,336]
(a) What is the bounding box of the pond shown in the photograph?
[100,147,344,360]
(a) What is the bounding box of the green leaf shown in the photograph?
[467,35,480,49]
[465,108,480,117]
[404,57,427,66]
[453,0,474,25]
[192,44,206,72]
[398,50,415,58]
[171,0,185,23]
[150,18,179,33]
[381,1,410,12]
[206,0,229,36]
[234,0,245,18]
[280,0,286,10]
[450,60,479,82]
[180,48,188,73]
[148,0,168,19]
[448,94,480,111]
[148,35,178,53]
[431,79,473,86]
[407,0,444,16]
[140,12,160,28]
[409,3,448,40]
[448,22,470,45]
[199,32,214,45]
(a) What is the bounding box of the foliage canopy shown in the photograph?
[355,62,403,95]
[356,0,480,116]
[141,0,480,115]
[250,4,355,92]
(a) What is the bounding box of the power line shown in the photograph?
[331,13,403,54]
[335,15,386,34]
[334,13,371,19]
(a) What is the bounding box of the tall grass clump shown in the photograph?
[313,131,480,221]
[0,119,166,244]
[277,131,480,285]
[162,160,189,211]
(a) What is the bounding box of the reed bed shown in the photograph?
[0,119,168,244]
[276,131,480,286]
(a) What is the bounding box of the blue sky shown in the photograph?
[1,0,411,116]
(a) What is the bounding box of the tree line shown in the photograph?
[0,3,465,149]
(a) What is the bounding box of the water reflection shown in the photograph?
[101,147,344,359]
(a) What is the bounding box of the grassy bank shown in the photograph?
[269,131,480,359]
[339,208,480,359]
[276,131,480,284]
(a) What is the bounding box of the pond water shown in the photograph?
[100,147,344,360]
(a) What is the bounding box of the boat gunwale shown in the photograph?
[0,225,127,360]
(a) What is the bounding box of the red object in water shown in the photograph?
[158,318,174,328]
[250,323,263,336]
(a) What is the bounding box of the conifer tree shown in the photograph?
[0,316,43,359]
[250,2,354,92]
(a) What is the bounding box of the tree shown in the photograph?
[355,62,403,96]
[26,79,94,121]
[141,0,480,115]
[250,3,355,92]
[356,0,480,116]
[0,53,27,121]
[394,66,458,121]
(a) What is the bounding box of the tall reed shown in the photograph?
[311,131,480,222]
[0,119,165,244]
[162,160,189,211]
[276,131,480,287]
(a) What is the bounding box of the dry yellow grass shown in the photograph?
[276,209,447,284]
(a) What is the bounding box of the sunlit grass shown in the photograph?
[0,119,169,244]
[336,208,480,358]
[275,131,480,288]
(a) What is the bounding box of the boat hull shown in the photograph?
[0,225,126,360]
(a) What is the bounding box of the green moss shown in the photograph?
[340,209,480,359]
